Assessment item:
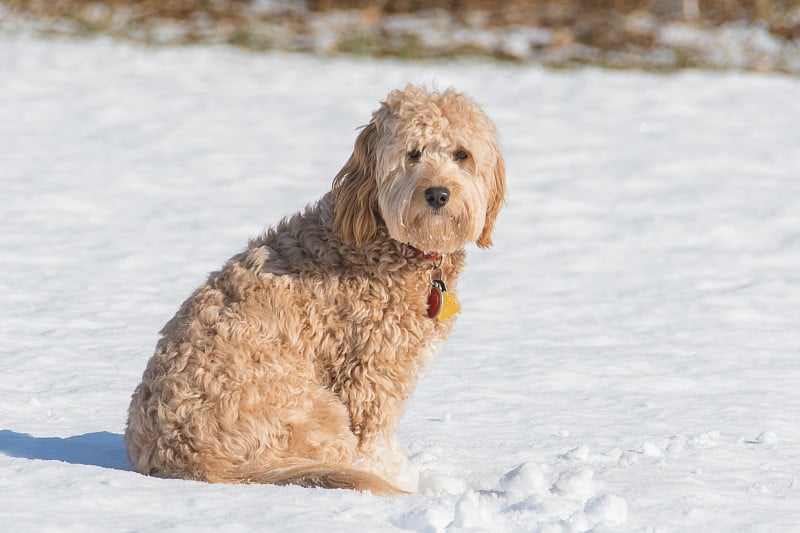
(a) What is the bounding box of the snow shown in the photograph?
[2,34,800,531]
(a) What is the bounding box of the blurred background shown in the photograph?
[2,0,799,73]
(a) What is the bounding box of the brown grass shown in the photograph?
[3,0,799,70]
[306,0,800,24]
[8,0,800,26]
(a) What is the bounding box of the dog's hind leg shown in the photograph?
[235,389,406,494]
[284,389,361,464]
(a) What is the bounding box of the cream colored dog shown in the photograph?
[125,85,505,494]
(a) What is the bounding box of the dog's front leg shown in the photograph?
[341,379,404,453]
[330,342,415,454]
[340,377,417,488]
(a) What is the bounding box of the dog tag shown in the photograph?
[438,289,461,321]
[427,279,461,321]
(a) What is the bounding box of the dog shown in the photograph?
[125,84,505,495]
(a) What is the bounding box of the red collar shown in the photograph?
[408,245,442,263]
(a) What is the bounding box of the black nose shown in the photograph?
[424,187,450,208]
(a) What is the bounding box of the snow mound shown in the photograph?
[553,467,598,502]
[585,494,628,525]
[641,440,665,458]
[498,462,549,496]
[755,431,779,445]
[394,461,629,532]
[418,468,467,496]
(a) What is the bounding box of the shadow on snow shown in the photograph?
[0,430,132,471]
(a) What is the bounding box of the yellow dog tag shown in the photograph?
[427,279,461,321]
[438,289,461,321]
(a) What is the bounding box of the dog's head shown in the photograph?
[333,85,505,253]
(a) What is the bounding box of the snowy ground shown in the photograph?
[1,34,799,532]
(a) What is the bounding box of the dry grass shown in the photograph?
[306,0,800,39]
[3,0,799,71]
[309,0,798,22]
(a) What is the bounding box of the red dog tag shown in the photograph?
[427,283,444,318]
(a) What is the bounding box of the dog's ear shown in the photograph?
[332,121,381,247]
[476,147,506,249]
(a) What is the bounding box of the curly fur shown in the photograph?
[125,85,506,495]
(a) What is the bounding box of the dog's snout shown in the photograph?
[424,187,450,209]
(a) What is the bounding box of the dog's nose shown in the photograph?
[424,187,450,209]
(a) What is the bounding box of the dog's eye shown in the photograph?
[454,150,469,161]
[408,149,421,160]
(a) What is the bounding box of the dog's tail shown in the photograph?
[223,460,409,496]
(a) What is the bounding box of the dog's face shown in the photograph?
[333,85,505,253]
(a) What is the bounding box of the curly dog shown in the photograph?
[125,84,505,494]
